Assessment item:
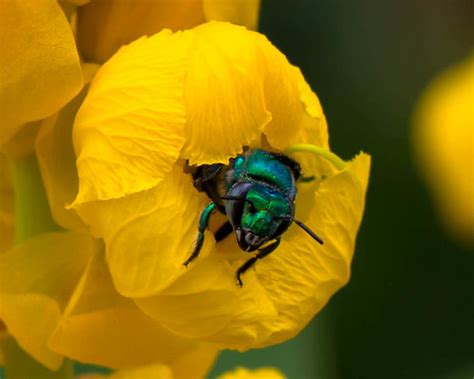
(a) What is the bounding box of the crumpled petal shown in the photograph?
[73,165,213,297]
[72,30,190,204]
[0,232,95,369]
[181,22,328,165]
[135,253,241,339]
[36,64,99,232]
[217,367,286,379]
[262,64,328,151]
[48,250,219,373]
[0,153,14,253]
[181,23,271,165]
[0,0,83,146]
[413,54,474,246]
[250,153,371,347]
[203,0,261,30]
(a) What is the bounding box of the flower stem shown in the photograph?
[12,153,60,244]
[285,144,347,170]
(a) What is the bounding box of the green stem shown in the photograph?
[4,153,70,379]
[12,153,60,244]
[285,144,347,170]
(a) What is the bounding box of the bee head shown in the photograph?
[224,182,294,252]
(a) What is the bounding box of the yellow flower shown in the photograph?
[78,364,284,379]
[77,0,261,63]
[0,231,219,375]
[0,0,83,147]
[413,54,474,246]
[217,366,286,379]
[35,21,370,352]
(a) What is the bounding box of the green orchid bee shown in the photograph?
[184,148,323,286]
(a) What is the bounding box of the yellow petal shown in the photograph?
[181,22,328,165]
[203,0,261,30]
[74,165,212,297]
[200,265,278,348]
[181,22,271,165]
[107,364,173,379]
[171,343,219,379]
[49,250,219,371]
[0,153,14,253]
[35,64,99,232]
[135,253,240,339]
[262,64,329,151]
[217,367,286,379]
[254,153,370,347]
[77,0,206,63]
[0,0,83,145]
[72,30,190,204]
[0,232,95,369]
[83,345,220,379]
[413,54,474,246]
[2,121,41,159]
[0,294,62,370]
[66,0,90,5]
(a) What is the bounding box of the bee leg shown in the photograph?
[214,221,233,242]
[236,237,281,287]
[183,202,217,267]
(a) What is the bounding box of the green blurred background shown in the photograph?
[211,1,474,378]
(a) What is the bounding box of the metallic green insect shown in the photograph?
[184,149,323,286]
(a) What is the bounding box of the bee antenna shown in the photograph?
[278,216,324,245]
[293,219,324,245]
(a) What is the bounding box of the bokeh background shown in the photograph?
[210,1,474,378]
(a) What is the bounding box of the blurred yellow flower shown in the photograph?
[413,54,474,246]
[37,21,370,352]
[217,366,286,379]
[77,0,261,63]
[79,364,284,379]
